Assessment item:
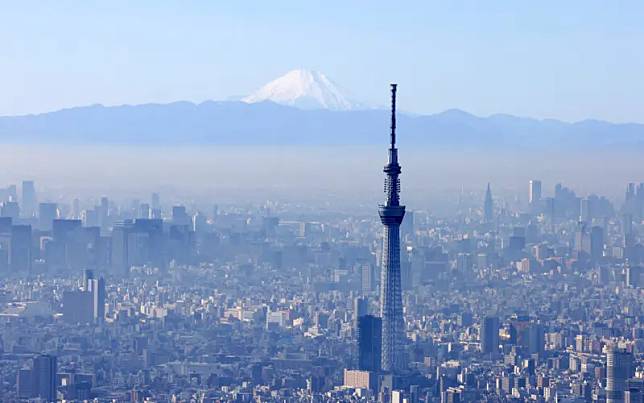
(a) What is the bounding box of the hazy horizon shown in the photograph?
[0,144,640,215]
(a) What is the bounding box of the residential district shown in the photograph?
[0,179,642,402]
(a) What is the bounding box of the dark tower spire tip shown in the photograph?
[390,83,397,149]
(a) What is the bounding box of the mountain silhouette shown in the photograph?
[0,101,642,149]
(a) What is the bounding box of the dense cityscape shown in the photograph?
[0,88,642,402]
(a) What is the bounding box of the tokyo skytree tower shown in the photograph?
[379,84,406,373]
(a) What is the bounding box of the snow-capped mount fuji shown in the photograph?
[242,69,358,111]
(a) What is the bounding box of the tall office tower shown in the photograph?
[38,202,58,231]
[112,221,132,276]
[0,218,11,271]
[150,193,162,218]
[99,196,109,232]
[88,277,106,323]
[378,84,406,373]
[529,180,542,205]
[11,225,32,273]
[33,354,57,402]
[590,226,604,262]
[575,221,588,256]
[17,368,33,399]
[21,180,37,218]
[480,316,500,355]
[483,183,494,223]
[623,214,635,247]
[83,269,94,290]
[624,183,638,218]
[527,323,545,355]
[354,297,369,329]
[606,347,635,403]
[638,182,644,219]
[625,265,641,288]
[358,315,382,372]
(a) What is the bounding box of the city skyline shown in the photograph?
[1,173,641,401]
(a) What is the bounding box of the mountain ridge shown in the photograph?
[0,100,642,149]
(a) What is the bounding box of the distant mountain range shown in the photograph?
[0,68,642,148]
[1,100,643,149]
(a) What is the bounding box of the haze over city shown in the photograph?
[0,2,642,403]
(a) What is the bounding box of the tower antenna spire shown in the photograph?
[390,83,397,149]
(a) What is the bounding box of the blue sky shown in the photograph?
[2,1,644,122]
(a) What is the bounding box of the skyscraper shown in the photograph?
[358,315,382,372]
[527,322,545,355]
[480,316,500,355]
[88,277,106,323]
[10,225,32,273]
[38,202,58,231]
[379,84,406,373]
[83,269,94,291]
[353,296,368,330]
[484,183,494,223]
[590,225,604,262]
[529,180,542,205]
[99,196,109,232]
[111,221,132,276]
[606,347,634,403]
[21,180,37,218]
[33,354,57,402]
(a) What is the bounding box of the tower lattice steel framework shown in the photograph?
[379,84,406,373]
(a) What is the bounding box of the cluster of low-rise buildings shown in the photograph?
[0,180,642,401]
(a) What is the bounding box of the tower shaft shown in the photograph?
[379,84,406,373]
